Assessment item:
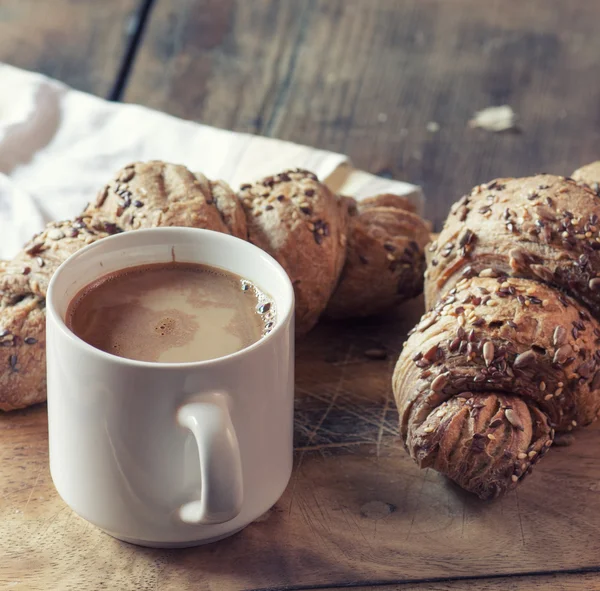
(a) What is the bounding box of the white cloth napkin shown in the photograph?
[0,63,423,260]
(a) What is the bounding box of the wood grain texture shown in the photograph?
[125,0,600,230]
[0,0,140,95]
[3,1,600,589]
[3,300,600,590]
[320,571,600,591]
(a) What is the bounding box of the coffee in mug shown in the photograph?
[66,262,275,363]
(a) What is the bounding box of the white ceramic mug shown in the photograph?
[46,228,295,548]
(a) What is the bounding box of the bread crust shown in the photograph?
[325,195,430,319]
[85,161,246,238]
[394,163,600,499]
[0,216,119,410]
[238,169,348,334]
[426,175,600,313]
[572,161,600,194]
[1,162,429,410]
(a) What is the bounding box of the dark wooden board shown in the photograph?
[2,1,600,588]
[125,0,600,230]
[3,299,600,590]
[323,572,600,591]
[0,0,140,96]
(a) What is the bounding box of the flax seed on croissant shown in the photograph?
[394,164,600,499]
[1,161,428,411]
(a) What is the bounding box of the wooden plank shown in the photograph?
[0,0,141,96]
[1,2,599,588]
[126,0,600,230]
[320,571,600,591]
[3,300,600,589]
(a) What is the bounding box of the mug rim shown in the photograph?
[46,227,295,369]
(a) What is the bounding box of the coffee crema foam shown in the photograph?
[66,262,275,363]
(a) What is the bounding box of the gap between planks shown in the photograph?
[107,0,156,101]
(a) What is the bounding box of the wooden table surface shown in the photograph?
[2,1,600,590]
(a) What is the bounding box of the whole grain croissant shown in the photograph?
[0,161,429,411]
[393,162,600,499]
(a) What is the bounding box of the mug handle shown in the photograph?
[176,393,243,525]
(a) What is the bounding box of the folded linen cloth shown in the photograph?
[0,63,422,259]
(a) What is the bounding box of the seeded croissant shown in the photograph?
[394,164,600,499]
[572,161,600,194]
[325,194,430,319]
[1,161,429,411]
[0,217,120,411]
